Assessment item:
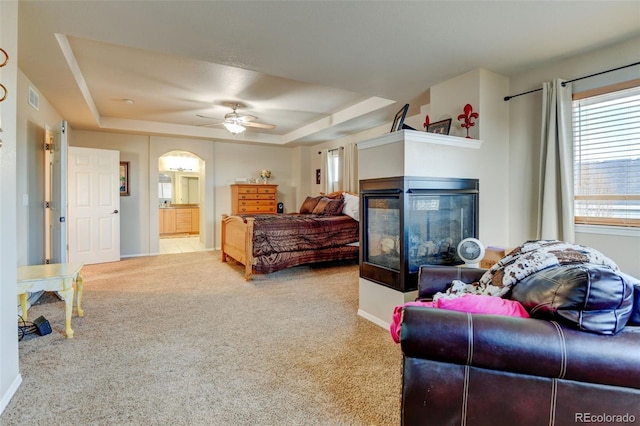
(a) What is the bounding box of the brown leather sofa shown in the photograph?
[400,266,640,426]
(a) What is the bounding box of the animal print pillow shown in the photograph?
[312,197,344,215]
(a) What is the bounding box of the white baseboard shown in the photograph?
[0,374,22,415]
[357,309,390,330]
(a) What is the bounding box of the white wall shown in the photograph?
[0,0,21,415]
[16,71,63,266]
[430,69,510,246]
[213,141,294,247]
[508,36,640,276]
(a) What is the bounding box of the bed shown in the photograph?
[221,193,360,280]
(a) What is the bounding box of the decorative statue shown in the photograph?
[457,104,479,139]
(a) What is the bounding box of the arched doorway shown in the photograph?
[158,150,205,254]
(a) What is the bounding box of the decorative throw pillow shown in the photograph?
[299,196,321,214]
[342,192,359,221]
[510,263,635,335]
[312,197,344,215]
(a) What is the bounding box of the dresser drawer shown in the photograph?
[239,199,276,207]
[257,187,277,194]
[237,187,258,194]
[237,205,276,213]
[238,193,276,201]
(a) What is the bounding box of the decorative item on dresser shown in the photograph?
[230,183,278,214]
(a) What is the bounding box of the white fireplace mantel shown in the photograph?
[357,130,484,182]
[357,129,483,151]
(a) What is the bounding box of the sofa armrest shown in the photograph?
[401,306,640,391]
[417,265,486,300]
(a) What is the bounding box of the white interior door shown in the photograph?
[68,147,120,264]
[50,120,68,264]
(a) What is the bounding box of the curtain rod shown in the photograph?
[503,61,640,101]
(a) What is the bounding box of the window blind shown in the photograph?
[573,85,640,227]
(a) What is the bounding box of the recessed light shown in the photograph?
[123,98,134,105]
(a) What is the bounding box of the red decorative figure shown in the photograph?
[457,104,479,138]
[423,115,430,130]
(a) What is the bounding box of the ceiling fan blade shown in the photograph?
[237,114,257,122]
[196,113,222,121]
[196,122,224,128]
[244,121,276,129]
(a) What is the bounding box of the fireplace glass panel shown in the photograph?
[360,176,479,292]
[364,196,401,271]
[408,194,476,273]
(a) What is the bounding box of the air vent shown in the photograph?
[28,86,39,111]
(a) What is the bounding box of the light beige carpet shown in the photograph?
[1,252,402,425]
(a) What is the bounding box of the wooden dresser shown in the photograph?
[231,184,278,214]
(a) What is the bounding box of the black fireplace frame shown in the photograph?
[359,176,479,292]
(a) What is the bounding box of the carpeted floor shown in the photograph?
[1,251,402,425]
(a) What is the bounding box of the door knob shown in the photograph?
[113,210,119,214]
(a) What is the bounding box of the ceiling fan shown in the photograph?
[196,103,276,135]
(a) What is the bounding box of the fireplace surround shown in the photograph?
[359,176,479,292]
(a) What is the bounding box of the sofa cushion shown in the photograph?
[510,263,635,335]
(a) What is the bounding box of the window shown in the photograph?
[573,83,640,227]
[326,147,343,193]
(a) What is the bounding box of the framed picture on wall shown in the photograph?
[120,161,130,196]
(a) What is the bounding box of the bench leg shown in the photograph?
[19,293,28,321]
[75,274,84,317]
[61,285,75,338]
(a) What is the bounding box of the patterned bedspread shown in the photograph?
[239,214,359,274]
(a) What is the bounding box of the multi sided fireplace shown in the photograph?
[359,176,479,292]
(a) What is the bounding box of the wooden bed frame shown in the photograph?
[221,214,256,280]
[220,213,359,281]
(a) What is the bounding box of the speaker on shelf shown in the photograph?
[277,202,284,214]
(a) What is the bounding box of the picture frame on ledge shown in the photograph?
[390,103,410,132]
[426,118,452,135]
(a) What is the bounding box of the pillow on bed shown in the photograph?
[342,192,359,221]
[299,196,322,214]
[323,191,344,199]
[312,197,344,215]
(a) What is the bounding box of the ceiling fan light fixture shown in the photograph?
[223,122,246,134]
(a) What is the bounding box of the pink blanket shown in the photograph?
[390,294,529,343]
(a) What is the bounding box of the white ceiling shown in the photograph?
[17,1,640,146]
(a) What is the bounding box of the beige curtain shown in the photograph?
[342,142,358,193]
[537,78,575,242]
